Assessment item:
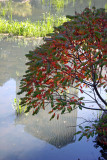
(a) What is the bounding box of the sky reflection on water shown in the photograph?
[0,0,107,159]
[0,42,105,159]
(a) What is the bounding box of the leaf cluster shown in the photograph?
[18,7,107,119]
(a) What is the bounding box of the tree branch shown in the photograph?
[94,85,107,106]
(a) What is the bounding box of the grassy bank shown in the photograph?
[0,14,68,38]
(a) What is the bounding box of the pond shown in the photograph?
[0,0,107,21]
[0,0,107,160]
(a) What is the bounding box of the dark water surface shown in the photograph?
[0,0,107,160]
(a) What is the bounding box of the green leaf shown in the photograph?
[67,107,72,113]
[55,35,67,41]
[75,45,80,50]
[62,79,67,86]
[61,107,66,114]
[24,106,32,113]
[32,107,40,115]
[48,110,53,114]
[79,97,84,100]
[79,126,84,130]
[84,126,91,129]
[78,16,84,22]
[94,31,102,39]
[84,70,90,76]
[102,123,107,127]
[75,131,82,135]
[54,25,65,32]
[35,60,43,66]
[82,33,89,39]
[33,91,41,97]
[103,55,107,58]
[87,134,90,139]
[78,105,82,110]
[69,101,76,105]
[46,33,54,36]
[78,135,84,141]
[66,15,78,19]
[90,131,94,137]
[50,113,55,121]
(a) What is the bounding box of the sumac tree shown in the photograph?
[18,7,107,121]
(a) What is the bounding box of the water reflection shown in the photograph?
[0,38,77,154]
[0,0,106,21]
[0,39,106,160]
[0,37,77,149]
[41,0,73,12]
[0,37,43,86]
[0,0,32,19]
[94,140,107,160]
[15,108,77,148]
[0,0,107,158]
[12,1,32,17]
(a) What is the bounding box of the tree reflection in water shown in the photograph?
[94,140,107,160]
[15,103,77,148]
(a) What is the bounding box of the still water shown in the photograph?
[0,37,106,160]
[0,0,107,21]
[0,0,107,160]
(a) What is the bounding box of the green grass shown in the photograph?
[0,14,68,38]
[13,98,27,116]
